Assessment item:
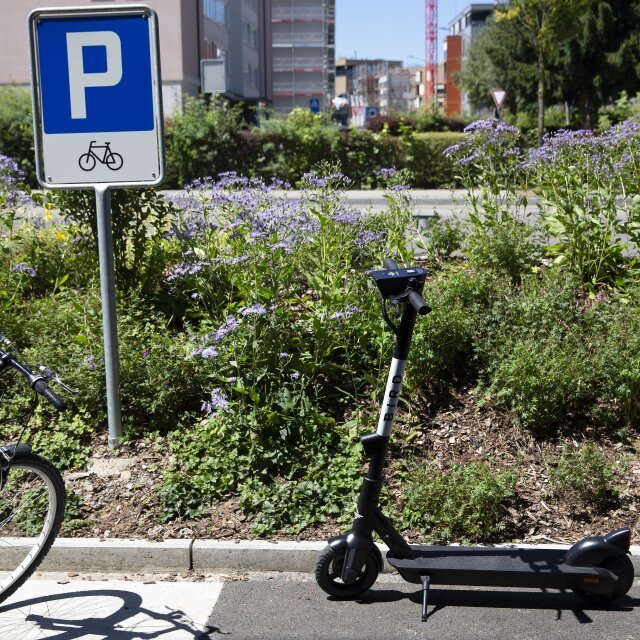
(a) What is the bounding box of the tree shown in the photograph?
[458,16,537,117]
[557,1,640,128]
[496,0,589,143]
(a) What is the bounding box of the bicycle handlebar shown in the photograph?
[0,347,67,412]
[32,378,67,411]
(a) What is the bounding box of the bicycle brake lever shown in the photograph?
[38,366,79,396]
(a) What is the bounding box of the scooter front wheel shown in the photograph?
[572,554,634,603]
[315,544,379,599]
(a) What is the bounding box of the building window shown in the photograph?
[242,20,257,48]
[243,61,258,88]
[203,0,226,27]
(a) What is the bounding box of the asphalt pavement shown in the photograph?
[2,570,638,640]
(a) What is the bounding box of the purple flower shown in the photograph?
[240,304,267,317]
[201,346,218,359]
[329,306,363,320]
[12,262,37,278]
[201,388,229,414]
[84,355,97,371]
[166,260,210,282]
[211,316,240,342]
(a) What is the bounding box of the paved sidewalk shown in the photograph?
[0,573,222,639]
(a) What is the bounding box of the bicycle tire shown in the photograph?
[106,152,123,171]
[0,452,65,604]
[78,153,96,172]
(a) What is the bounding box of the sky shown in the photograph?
[335,0,469,67]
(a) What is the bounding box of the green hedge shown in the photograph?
[0,89,461,189]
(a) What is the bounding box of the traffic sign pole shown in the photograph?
[94,185,122,444]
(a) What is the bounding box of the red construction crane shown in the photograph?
[425,0,437,107]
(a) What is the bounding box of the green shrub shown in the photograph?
[402,461,517,542]
[547,441,618,505]
[160,94,462,189]
[478,274,640,433]
[5,289,209,440]
[416,214,464,265]
[0,87,35,186]
[401,132,464,189]
[409,266,499,390]
[253,109,341,186]
[48,188,175,291]
[164,95,248,188]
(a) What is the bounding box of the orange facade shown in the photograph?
[444,35,462,117]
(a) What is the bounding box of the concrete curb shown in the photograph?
[17,538,639,576]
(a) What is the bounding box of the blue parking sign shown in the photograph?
[29,5,164,187]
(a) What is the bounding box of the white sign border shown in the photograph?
[28,4,165,189]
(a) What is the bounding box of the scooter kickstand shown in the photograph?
[421,575,431,622]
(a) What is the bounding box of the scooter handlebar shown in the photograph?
[408,290,431,315]
[383,258,399,270]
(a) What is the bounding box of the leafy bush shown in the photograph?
[365,114,417,135]
[48,188,175,291]
[409,266,498,390]
[547,441,618,505]
[0,88,35,186]
[402,461,517,542]
[523,124,640,289]
[164,95,248,188]
[478,274,640,433]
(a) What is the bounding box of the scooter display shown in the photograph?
[315,258,635,622]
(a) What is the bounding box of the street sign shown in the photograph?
[309,97,320,113]
[201,59,226,95]
[28,5,164,188]
[491,88,507,110]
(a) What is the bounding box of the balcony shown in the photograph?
[272,32,326,47]
[272,6,325,21]
[273,57,325,71]
[273,81,324,93]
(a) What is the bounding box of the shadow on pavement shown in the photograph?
[0,588,221,639]
[348,585,640,624]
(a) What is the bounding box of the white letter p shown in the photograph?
[66,31,122,119]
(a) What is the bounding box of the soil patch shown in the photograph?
[63,387,640,544]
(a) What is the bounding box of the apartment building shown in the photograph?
[270,0,335,115]
[445,2,502,116]
[0,0,203,114]
[0,0,335,116]
[379,70,412,115]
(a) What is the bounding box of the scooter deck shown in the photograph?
[387,545,607,590]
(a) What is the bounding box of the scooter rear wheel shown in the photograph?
[315,544,379,599]
[572,554,634,603]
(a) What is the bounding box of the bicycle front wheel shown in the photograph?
[0,452,65,603]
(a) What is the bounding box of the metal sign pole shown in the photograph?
[94,184,122,445]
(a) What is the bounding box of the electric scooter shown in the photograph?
[315,258,635,622]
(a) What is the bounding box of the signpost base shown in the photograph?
[95,185,122,446]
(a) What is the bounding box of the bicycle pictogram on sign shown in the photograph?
[78,141,124,171]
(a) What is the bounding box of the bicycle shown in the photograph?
[0,332,76,604]
[78,141,124,172]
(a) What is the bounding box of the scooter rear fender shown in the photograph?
[565,527,631,567]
